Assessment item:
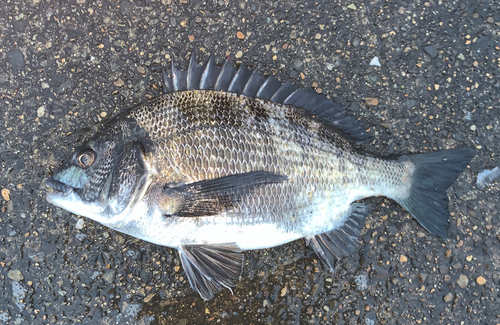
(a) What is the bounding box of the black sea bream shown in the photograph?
[45,53,474,300]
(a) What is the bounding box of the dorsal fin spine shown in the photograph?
[163,53,372,143]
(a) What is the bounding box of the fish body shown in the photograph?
[46,53,474,299]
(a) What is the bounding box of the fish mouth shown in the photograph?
[45,177,74,196]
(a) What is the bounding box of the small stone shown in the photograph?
[235,51,243,59]
[397,6,405,14]
[476,276,486,285]
[115,234,125,244]
[457,53,465,60]
[400,255,408,263]
[6,49,25,68]
[178,319,189,325]
[37,106,45,117]
[477,167,500,190]
[369,57,381,66]
[114,78,124,87]
[457,274,468,288]
[365,97,379,106]
[315,33,321,40]
[144,292,156,303]
[75,219,84,230]
[470,125,476,131]
[1,189,10,201]
[137,66,146,75]
[179,19,187,27]
[416,231,426,238]
[443,292,453,302]
[347,3,357,10]
[103,270,115,283]
[423,45,437,58]
[486,17,494,24]
[236,31,245,40]
[290,30,297,39]
[8,270,24,281]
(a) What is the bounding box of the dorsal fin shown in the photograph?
[162,52,371,143]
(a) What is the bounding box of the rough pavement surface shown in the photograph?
[1,0,499,324]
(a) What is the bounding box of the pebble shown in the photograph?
[37,106,45,117]
[355,274,368,291]
[476,276,486,285]
[103,270,115,283]
[443,292,453,302]
[470,125,476,131]
[1,189,10,201]
[417,273,428,283]
[369,57,381,66]
[137,66,146,75]
[457,274,468,288]
[12,281,27,311]
[365,97,379,106]
[423,45,437,58]
[8,270,24,281]
[347,3,357,10]
[236,31,245,40]
[290,30,297,39]
[124,303,142,317]
[6,49,25,68]
[115,234,125,244]
[114,78,124,87]
[75,218,84,230]
[457,53,465,60]
[235,51,243,59]
[477,167,500,190]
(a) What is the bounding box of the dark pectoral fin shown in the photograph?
[307,203,368,272]
[179,243,243,300]
[164,171,287,217]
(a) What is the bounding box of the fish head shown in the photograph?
[46,126,150,226]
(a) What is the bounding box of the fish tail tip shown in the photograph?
[396,148,475,239]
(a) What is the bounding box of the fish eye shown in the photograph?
[76,150,95,169]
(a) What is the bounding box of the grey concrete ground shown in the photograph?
[0,0,499,324]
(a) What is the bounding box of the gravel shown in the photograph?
[0,0,498,324]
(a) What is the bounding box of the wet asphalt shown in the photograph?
[0,0,499,324]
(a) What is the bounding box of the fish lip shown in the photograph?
[45,177,74,196]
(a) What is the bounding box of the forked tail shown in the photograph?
[395,148,475,239]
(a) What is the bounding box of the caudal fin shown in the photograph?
[396,148,474,239]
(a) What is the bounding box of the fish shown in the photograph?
[45,52,475,300]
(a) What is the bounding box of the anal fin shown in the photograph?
[307,203,368,272]
[179,243,243,300]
